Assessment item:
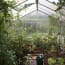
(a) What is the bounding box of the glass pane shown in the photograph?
[39,0,58,10]
[22,10,48,18]
[21,11,49,33]
[19,4,36,17]
[11,9,18,17]
[38,4,56,15]
[14,0,35,11]
[15,0,27,5]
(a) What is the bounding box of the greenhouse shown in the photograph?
[0,0,65,65]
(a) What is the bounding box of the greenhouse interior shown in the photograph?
[1,0,65,65]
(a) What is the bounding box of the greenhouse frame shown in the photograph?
[0,0,65,65]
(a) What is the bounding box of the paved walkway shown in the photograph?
[29,59,44,65]
[29,59,36,65]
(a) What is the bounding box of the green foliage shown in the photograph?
[48,15,59,33]
[58,0,65,6]
[55,0,65,11]
[48,57,56,65]
[48,57,64,65]
[0,0,8,16]
[31,33,59,51]
[0,0,17,65]
[34,36,44,50]
[57,57,64,65]
[0,49,16,65]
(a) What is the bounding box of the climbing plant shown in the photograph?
[0,0,17,65]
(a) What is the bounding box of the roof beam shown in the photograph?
[35,0,39,11]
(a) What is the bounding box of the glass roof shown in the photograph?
[19,4,36,17]
[14,0,35,11]
[22,10,48,18]
[39,0,58,11]
[11,0,59,17]
[15,0,28,5]
[14,0,58,5]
